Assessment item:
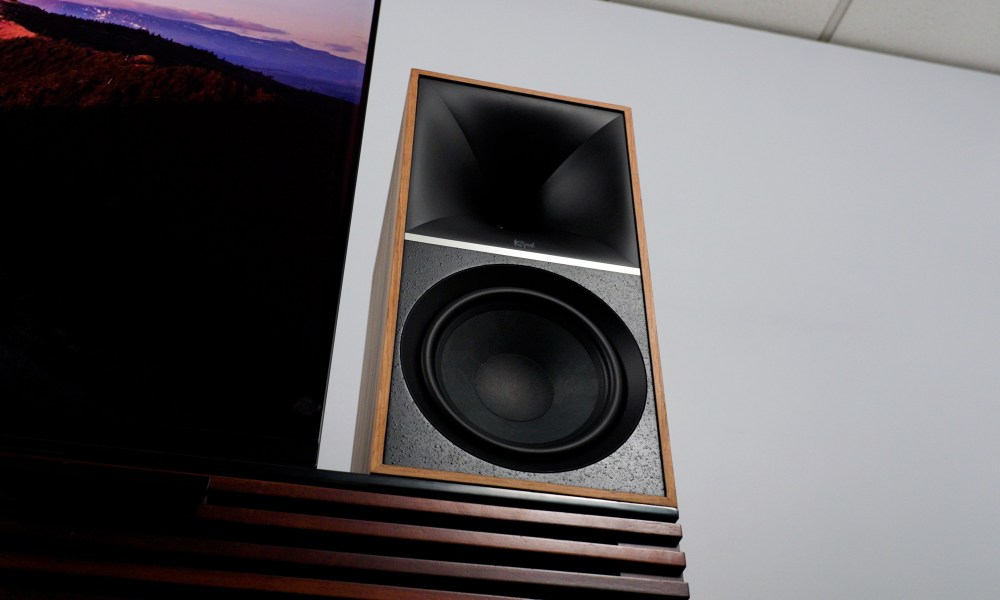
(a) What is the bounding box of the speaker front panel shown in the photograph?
[356,70,676,507]
[385,240,665,497]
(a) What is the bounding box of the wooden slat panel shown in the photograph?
[0,454,688,597]
[0,553,511,600]
[210,476,682,539]
[196,504,686,568]
[0,590,128,600]
[0,520,689,597]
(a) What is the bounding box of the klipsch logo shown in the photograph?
[513,239,535,249]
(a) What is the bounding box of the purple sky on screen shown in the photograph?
[78,0,375,61]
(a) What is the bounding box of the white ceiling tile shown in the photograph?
[832,0,1000,75]
[606,0,844,39]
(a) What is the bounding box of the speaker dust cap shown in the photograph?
[400,265,646,473]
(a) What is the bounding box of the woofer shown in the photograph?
[400,265,646,472]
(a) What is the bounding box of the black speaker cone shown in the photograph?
[401,264,646,473]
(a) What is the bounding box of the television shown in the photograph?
[0,0,381,467]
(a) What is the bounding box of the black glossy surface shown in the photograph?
[0,2,383,467]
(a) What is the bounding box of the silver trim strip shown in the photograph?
[404,233,642,276]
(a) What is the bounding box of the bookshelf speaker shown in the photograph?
[353,70,676,506]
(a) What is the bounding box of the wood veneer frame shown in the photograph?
[353,69,677,508]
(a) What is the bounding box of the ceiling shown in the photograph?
[605,0,1000,77]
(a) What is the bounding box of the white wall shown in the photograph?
[319,1,1000,597]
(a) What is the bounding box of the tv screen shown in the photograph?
[0,0,381,466]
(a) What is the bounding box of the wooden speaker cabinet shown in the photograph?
[354,69,676,508]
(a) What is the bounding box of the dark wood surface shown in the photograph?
[212,476,683,537]
[0,453,689,598]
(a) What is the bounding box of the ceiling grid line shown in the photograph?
[602,0,1000,78]
[818,0,855,42]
